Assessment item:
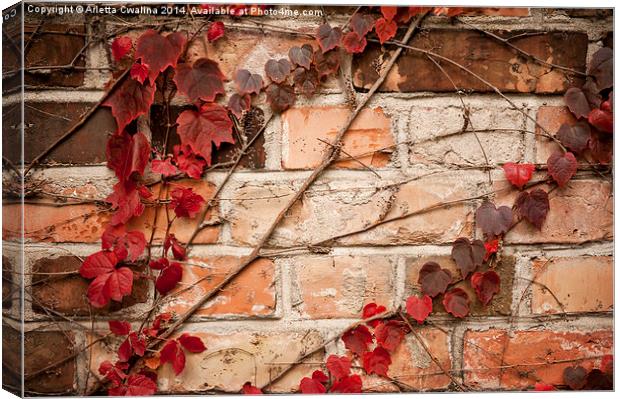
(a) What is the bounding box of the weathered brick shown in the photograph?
[290,255,395,319]
[31,255,149,316]
[535,105,577,164]
[462,8,530,16]
[127,179,220,244]
[408,103,525,166]
[2,255,14,309]
[463,329,613,390]
[282,107,394,169]
[531,256,613,314]
[405,255,514,316]
[353,30,587,93]
[2,322,22,395]
[160,257,276,318]
[495,179,613,244]
[3,102,114,165]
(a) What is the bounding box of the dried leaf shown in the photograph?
[470,271,500,306]
[316,23,342,53]
[442,288,470,318]
[288,44,314,69]
[547,151,577,187]
[475,201,513,237]
[174,58,226,103]
[418,261,452,297]
[515,189,550,230]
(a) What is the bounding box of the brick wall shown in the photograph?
[2,4,613,394]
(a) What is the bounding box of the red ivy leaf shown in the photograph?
[588,107,613,133]
[502,162,536,189]
[534,383,556,391]
[170,187,205,219]
[178,333,206,353]
[588,130,613,164]
[326,355,351,380]
[112,36,133,62]
[470,271,501,306]
[362,302,386,327]
[99,360,127,386]
[418,261,452,298]
[106,131,150,184]
[176,103,234,165]
[129,332,146,357]
[362,346,392,377]
[589,47,612,91]
[173,144,206,179]
[242,382,262,394]
[149,258,169,271]
[350,13,375,37]
[292,67,319,97]
[207,21,225,42]
[160,340,186,375]
[406,295,433,324]
[475,201,513,237]
[80,251,118,279]
[342,325,373,356]
[124,374,158,396]
[228,93,252,119]
[103,78,156,133]
[312,370,329,383]
[164,234,186,260]
[174,58,226,103]
[484,239,499,262]
[563,366,588,390]
[601,354,614,375]
[106,182,145,226]
[135,30,186,83]
[564,87,591,119]
[265,83,296,113]
[374,320,407,352]
[155,261,183,295]
[264,58,293,84]
[118,337,132,362]
[515,189,550,230]
[380,6,398,21]
[235,69,264,95]
[342,31,367,54]
[556,122,591,154]
[299,377,326,394]
[289,44,314,69]
[152,158,178,176]
[316,23,342,53]
[451,237,485,278]
[109,320,131,336]
[314,49,341,78]
[87,267,134,308]
[130,62,149,85]
[330,374,362,393]
[547,151,577,187]
[442,288,470,318]
[374,18,397,45]
[102,225,147,262]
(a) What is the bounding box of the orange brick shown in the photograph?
[282,107,394,169]
[463,329,613,390]
[531,256,613,314]
[160,257,276,318]
[495,180,613,244]
[535,106,577,163]
[291,255,395,319]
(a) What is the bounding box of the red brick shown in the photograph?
[531,256,613,314]
[353,30,587,93]
[282,107,394,169]
[30,256,149,316]
[405,255,514,316]
[291,255,395,319]
[535,106,577,164]
[495,179,613,244]
[463,329,613,390]
[160,257,276,318]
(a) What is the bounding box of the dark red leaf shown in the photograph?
[564,87,591,119]
[129,331,146,357]
[112,36,132,62]
[102,225,147,262]
[289,44,314,69]
[589,47,612,90]
[235,69,264,95]
[109,320,131,336]
[312,370,328,383]
[178,333,206,353]
[563,366,588,390]
[556,122,591,154]
[584,369,613,390]
[405,295,432,324]
[87,267,134,308]
[265,83,296,113]
[362,302,386,327]
[470,271,501,306]
[80,250,118,279]
[264,58,292,84]
[313,49,341,78]
[484,239,499,261]
[362,346,391,377]
[588,108,613,133]
[380,6,398,21]
[326,355,351,380]
[292,67,319,97]
[418,261,452,297]
[515,189,550,230]
[534,383,556,391]
[149,258,169,271]
[341,325,373,356]
[207,21,225,42]
[155,261,183,295]
[173,144,207,179]
[588,130,613,164]
[350,13,375,37]
[152,158,178,176]
[174,58,226,103]
[103,78,156,133]
[316,23,342,53]
[374,320,407,351]
[601,354,613,375]
[170,186,205,218]
[475,201,513,237]
[165,234,186,260]
[342,31,367,54]
[242,382,262,394]
[160,340,185,375]
[442,288,470,318]
[125,373,158,396]
[135,30,186,83]
[330,374,362,393]
[228,93,252,119]
[176,103,234,165]
[106,182,145,226]
[130,62,149,85]
[299,377,326,394]
[374,18,397,45]
[547,151,577,187]
[106,131,150,184]
[451,237,485,278]
[502,162,536,189]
